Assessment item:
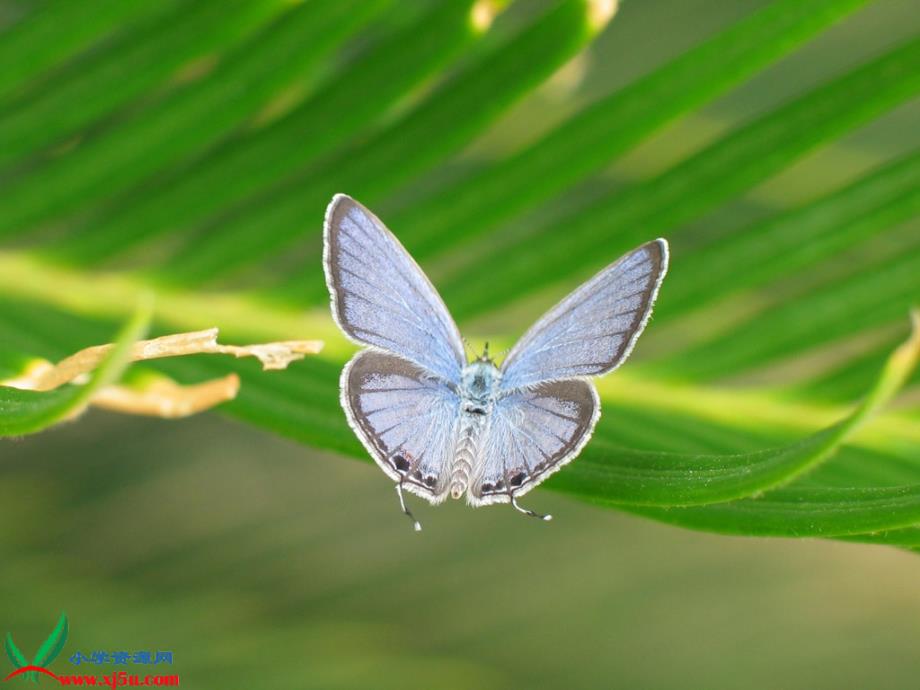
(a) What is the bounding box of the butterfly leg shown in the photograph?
[511,494,553,522]
[395,481,422,532]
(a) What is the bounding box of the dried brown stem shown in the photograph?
[2,328,323,418]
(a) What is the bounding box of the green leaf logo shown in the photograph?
[4,633,28,671]
[4,613,68,683]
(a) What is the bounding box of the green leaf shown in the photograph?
[630,485,920,538]
[0,0,154,101]
[550,312,919,509]
[383,0,872,261]
[126,308,916,527]
[158,0,598,283]
[0,0,284,168]
[281,0,879,305]
[0,301,151,437]
[663,235,920,380]
[437,36,920,320]
[0,0,391,234]
[658,150,920,323]
[53,0,485,263]
[0,0,917,553]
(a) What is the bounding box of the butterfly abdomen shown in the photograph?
[450,413,486,499]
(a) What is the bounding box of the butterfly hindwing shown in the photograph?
[324,194,466,385]
[468,379,600,505]
[342,349,458,504]
[500,239,668,390]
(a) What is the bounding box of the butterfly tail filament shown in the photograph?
[511,495,553,521]
[395,482,422,532]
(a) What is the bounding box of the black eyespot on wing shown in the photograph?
[510,472,526,488]
[480,482,494,493]
[392,454,410,473]
[424,475,437,488]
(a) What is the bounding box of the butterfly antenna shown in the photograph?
[511,495,552,522]
[395,482,422,532]
[461,336,475,361]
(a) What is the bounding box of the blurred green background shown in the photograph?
[5,411,920,689]
[1,0,919,688]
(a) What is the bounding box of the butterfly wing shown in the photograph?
[473,240,668,504]
[500,239,668,390]
[468,379,599,505]
[342,350,458,504]
[324,194,466,384]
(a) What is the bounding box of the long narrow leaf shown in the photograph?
[629,485,920,538]
[161,0,599,283]
[0,1,390,234]
[439,37,920,319]
[0,0,152,101]
[665,240,920,380]
[0,0,283,168]
[385,0,871,260]
[56,0,484,263]
[658,149,920,321]
[549,312,919,505]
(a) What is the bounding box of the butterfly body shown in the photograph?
[323,193,668,527]
[451,356,501,499]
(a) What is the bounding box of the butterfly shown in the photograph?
[323,194,668,530]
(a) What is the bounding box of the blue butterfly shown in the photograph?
[324,194,668,530]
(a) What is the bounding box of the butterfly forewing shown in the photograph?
[500,239,668,390]
[343,350,457,504]
[324,194,466,384]
[469,379,599,505]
